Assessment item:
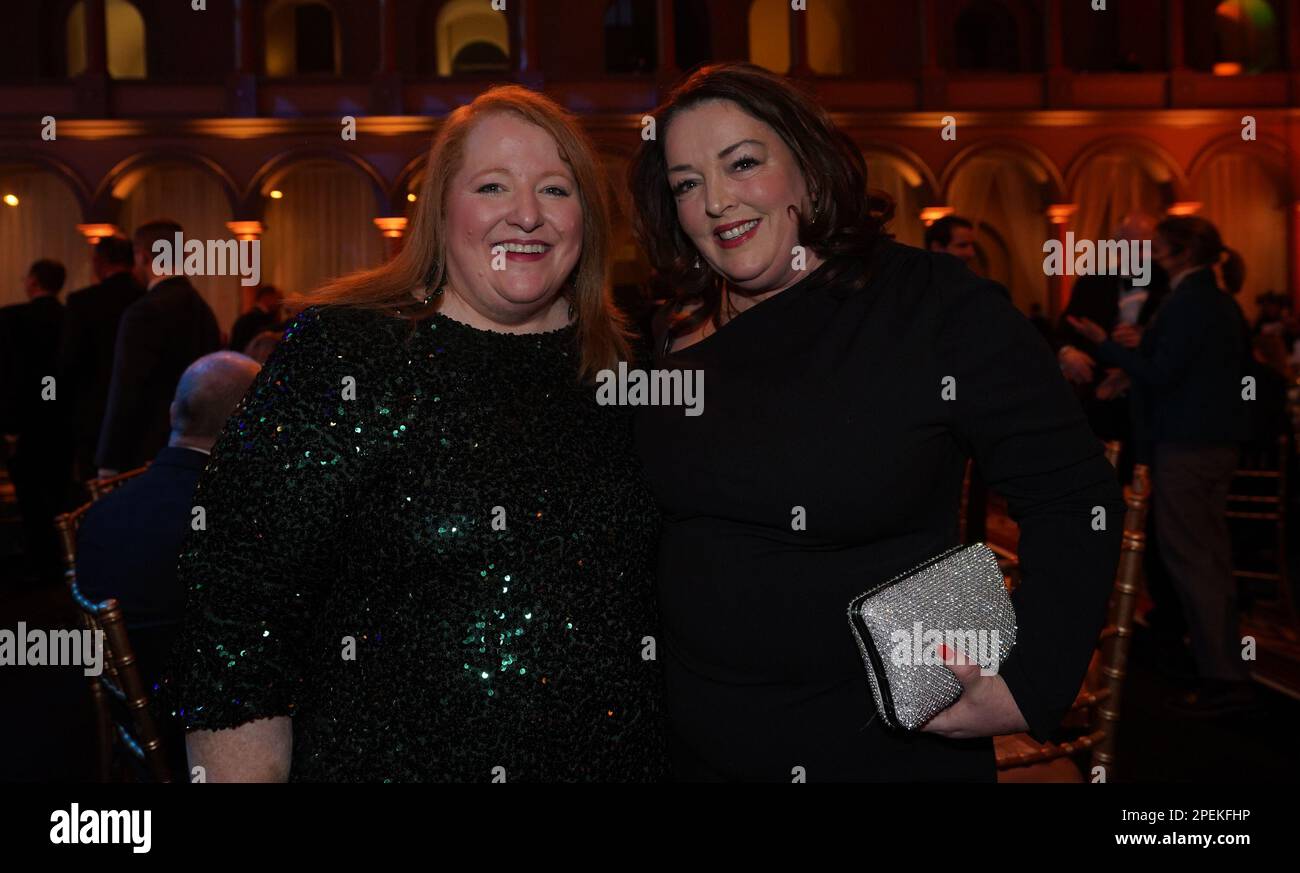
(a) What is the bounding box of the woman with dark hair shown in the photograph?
[629,63,1126,781]
[1069,215,1256,717]
[164,86,669,781]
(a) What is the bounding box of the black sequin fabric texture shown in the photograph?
[160,302,669,781]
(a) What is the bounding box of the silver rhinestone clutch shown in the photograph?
[847,543,1017,731]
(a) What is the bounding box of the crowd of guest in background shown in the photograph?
[930,210,1294,716]
[2,209,1295,722]
[0,218,293,592]
[1057,213,1291,716]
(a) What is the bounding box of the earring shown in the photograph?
[421,261,444,304]
[693,256,702,270]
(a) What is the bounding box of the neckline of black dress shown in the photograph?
[661,255,848,358]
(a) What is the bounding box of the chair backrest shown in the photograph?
[67,578,173,783]
[995,444,1146,778]
[1089,462,1151,779]
[87,463,150,502]
[57,475,174,782]
[53,501,95,580]
[1226,434,1293,624]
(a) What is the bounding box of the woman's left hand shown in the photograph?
[919,645,1030,739]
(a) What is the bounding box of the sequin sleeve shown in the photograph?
[166,304,366,731]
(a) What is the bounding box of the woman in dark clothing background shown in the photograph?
[630,63,1126,781]
[1069,216,1257,718]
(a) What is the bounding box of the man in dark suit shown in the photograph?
[96,220,222,477]
[1056,213,1179,662]
[925,214,1012,301]
[57,236,145,485]
[77,350,261,686]
[1071,216,1255,716]
[77,350,261,777]
[228,284,284,355]
[1055,213,1170,447]
[0,260,73,584]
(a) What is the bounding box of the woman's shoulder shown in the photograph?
[858,240,1001,320]
[282,302,394,341]
[277,303,413,366]
[867,240,986,292]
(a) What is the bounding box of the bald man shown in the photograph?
[76,352,262,687]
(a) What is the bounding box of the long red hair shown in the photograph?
[299,85,630,380]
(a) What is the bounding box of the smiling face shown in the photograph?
[664,100,819,295]
[442,112,583,325]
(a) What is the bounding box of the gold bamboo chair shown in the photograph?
[68,579,173,782]
[1227,434,1294,628]
[54,500,94,581]
[53,491,173,782]
[87,463,150,501]
[52,501,109,777]
[995,445,1149,782]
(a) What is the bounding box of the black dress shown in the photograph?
[635,242,1126,781]
[162,303,669,781]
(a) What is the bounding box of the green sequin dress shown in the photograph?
[161,303,669,781]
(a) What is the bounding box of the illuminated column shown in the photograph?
[1167,0,1192,106]
[656,0,678,83]
[227,221,265,313]
[229,0,258,116]
[371,0,402,114]
[374,217,408,262]
[1167,0,1185,70]
[85,0,107,76]
[1046,204,1077,320]
[1288,0,1300,88]
[1290,201,1300,308]
[378,0,398,74]
[917,0,945,108]
[512,0,542,87]
[788,3,811,77]
[1044,0,1071,107]
[76,223,121,246]
[233,0,256,74]
[76,0,109,115]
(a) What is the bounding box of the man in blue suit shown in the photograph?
[1069,216,1256,717]
[76,351,262,690]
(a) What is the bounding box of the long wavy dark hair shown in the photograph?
[627,63,891,337]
